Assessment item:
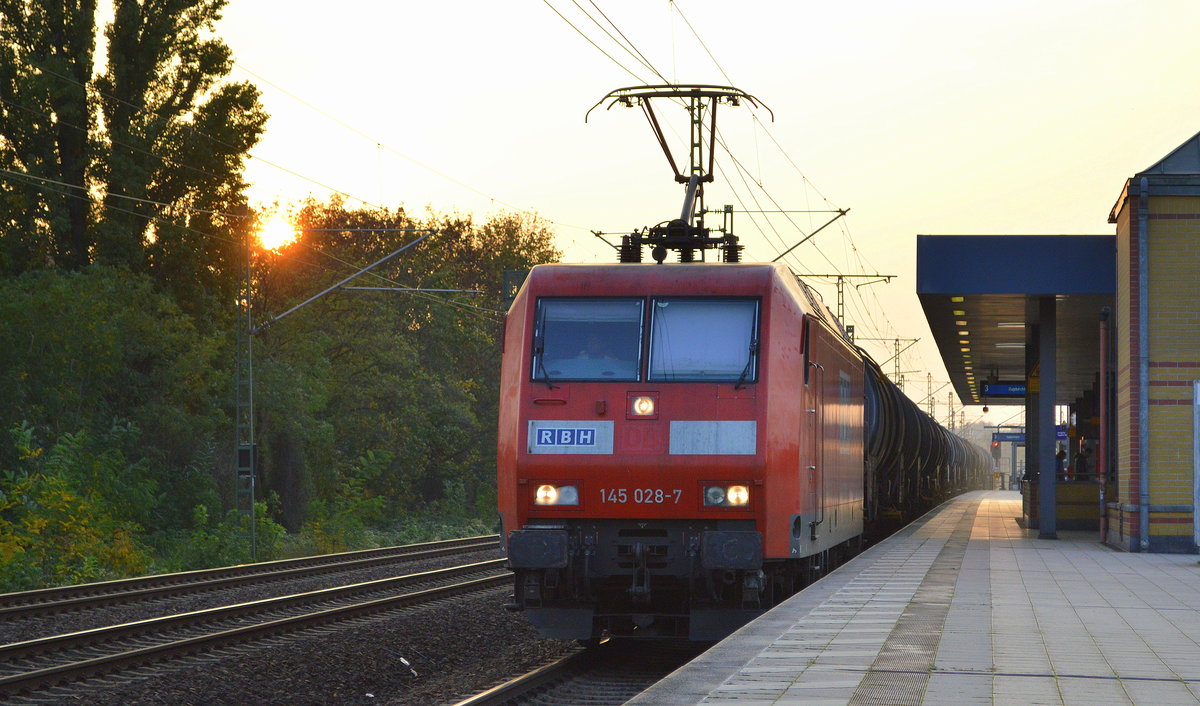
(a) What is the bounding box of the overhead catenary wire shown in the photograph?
[569,0,665,81]
[4,61,523,321]
[575,1,850,275]
[542,5,792,264]
[543,0,850,276]
[551,2,839,277]
[232,62,590,234]
[669,1,842,213]
[541,0,650,84]
[587,0,671,83]
[18,59,387,210]
[675,10,916,366]
[0,168,504,322]
[0,167,252,221]
[23,54,584,240]
[0,95,234,189]
[664,2,933,382]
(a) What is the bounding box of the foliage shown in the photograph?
[300,451,388,554]
[376,515,498,546]
[0,2,562,591]
[0,267,228,512]
[0,0,266,315]
[0,422,153,591]
[168,500,287,570]
[250,200,560,534]
[0,194,559,587]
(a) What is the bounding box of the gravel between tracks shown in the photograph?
[0,549,504,646]
[61,586,573,706]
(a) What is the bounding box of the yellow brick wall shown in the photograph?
[1057,482,1101,521]
[1110,191,1200,548]
[1143,406,1193,505]
[1145,194,1200,528]
[1155,512,1194,536]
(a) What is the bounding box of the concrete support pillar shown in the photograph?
[1037,295,1058,539]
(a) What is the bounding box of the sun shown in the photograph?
[258,215,299,250]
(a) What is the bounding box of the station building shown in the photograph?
[918,130,1200,553]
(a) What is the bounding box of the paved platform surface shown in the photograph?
[629,490,1200,705]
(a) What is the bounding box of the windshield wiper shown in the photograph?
[534,335,558,389]
[734,338,759,389]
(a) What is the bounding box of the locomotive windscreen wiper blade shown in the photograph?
[534,335,558,389]
[537,358,558,389]
[734,339,759,389]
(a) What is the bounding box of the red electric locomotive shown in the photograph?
[496,85,990,641]
[497,262,870,640]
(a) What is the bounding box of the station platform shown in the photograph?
[630,490,1200,705]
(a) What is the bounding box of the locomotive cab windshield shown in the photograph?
[533,298,643,382]
[649,298,758,382]
[532,296,760,384]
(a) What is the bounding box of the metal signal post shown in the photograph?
[235,230,257,559]
[235,229,434,560]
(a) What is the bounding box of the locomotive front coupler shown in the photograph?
[629,541,652,603]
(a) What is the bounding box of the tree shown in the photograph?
[247,199,561,529]
[0,422,154,590]
[0,0,96,271]
[0,0,266,313]
[0,267,231,537]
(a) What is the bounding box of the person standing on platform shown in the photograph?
[1056,447,1067,481]
[1073,447,1090,481]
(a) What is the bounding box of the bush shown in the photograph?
[0,423,153,591]
[174,502,288,569]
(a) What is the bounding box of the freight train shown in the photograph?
[496,84,990,641]
[496,262,991,641]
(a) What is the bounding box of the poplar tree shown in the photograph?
[0,0,266,309]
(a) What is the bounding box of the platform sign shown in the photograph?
[982,382,1027,397]
[993,432,1025,443]
[991,429,1061,442]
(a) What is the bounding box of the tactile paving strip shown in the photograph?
[847,502,980,705]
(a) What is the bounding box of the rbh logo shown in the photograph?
[536,428,596,446]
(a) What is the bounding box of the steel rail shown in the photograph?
[452,639,700,706]
[0,572,511,698]
[452,648,590,706]
[0,535,498,618]
[0,560,506,666]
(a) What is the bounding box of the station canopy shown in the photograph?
[916,234,1115,406]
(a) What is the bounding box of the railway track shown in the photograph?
[453,639,705,706]
[0,535,498,621]
[0,559,511,700]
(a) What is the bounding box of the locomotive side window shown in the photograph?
[533,299,643,382]
[648,299,759,382]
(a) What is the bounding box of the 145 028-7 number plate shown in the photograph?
[600,488,682,504]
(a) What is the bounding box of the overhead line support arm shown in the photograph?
[253,231,431,334]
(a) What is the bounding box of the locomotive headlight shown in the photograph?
[704,485,750,507]
[535,484,579,506]
[630,395,655,416]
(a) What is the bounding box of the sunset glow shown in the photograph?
[258,215,298,250]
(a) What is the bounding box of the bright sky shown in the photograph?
[218,0,1200,426]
